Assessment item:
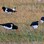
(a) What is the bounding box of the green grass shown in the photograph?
[0,30,44,42]
[0,0,44,42]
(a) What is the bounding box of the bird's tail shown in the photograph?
[30,24,32,26]
[12,7,16,12]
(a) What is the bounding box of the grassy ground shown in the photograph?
[0,0,44,44]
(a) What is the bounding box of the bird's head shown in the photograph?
[12,24,18,29]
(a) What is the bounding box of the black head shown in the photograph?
[41,17,44,21]
[12,24,18,29]
[2,7,6,11]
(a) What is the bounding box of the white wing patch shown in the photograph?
[5,8,11,14]
[2,26,12,30]
[5,8,8,12]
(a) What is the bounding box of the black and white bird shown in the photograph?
[40,17,44,23]
[30,21,38,29]
[0,23,18,30]
[2,6,16,13]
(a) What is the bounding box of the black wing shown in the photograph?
[0,23,12,28]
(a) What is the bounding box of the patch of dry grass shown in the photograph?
[0,0,44,43]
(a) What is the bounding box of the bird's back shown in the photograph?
[0,23,12,28]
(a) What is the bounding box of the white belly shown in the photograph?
[2,26,12,30]
[40,20,44,23]
[32,25,38,29]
